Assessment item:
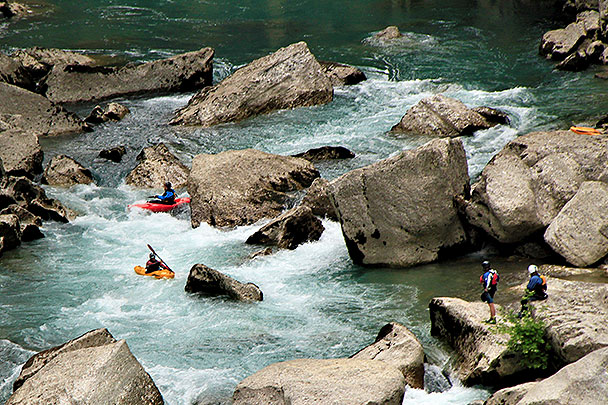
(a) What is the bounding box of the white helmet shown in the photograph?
[528,264,538,274]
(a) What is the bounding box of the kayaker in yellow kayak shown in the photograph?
[146,253,170,274]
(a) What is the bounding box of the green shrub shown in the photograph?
[500,312,550,370]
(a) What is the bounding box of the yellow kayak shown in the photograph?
[134,265,175,279]
[570,126,603,135]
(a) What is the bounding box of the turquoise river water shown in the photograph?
[1,1,608,404]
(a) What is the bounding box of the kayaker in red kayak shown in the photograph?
[148,182,176,204]
[145,253,170,274]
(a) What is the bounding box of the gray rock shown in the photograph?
[351,322,424,389]
[233,358,405,405]
[42,155,95,187]
[300,178,338,221]
[0,2,29,18]
[391,94,498,137]
[429,297,530,386]
[0,130,43,178]
[188,149,319,228]
[246,206,324,249]
[0,82,88,136]
[11,47,97,81]
[185,263,263,302]
[0,213,21,253]
[125,143,190,189]
[540,21,587,60]
[330,138,469,267]
[170,42,333,127]
[7,332,164,405]
[85,102,130,124]
[374,26,403,40]
[99,146,127,163]
[43,47,214,103]
[0,52,32,89]
[486,347,608,405]
[291,145,355,161]
[318,60,366,86]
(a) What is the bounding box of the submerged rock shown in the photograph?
[170,42,333,127]
[43,47,214,103]
[125,143,190,189]
[0,130,43,178]
[330,138,469,267]
[291,145,355,161]
[233,358,405,405]
[185,263,263,302]
[351,322,424,389]
[188,149,319,228]
[374,26,403,40]
[99,146,127,163]
[246,206,324,249]
[318,61,366,86]
[42,155,95,187]
[85,102,130,124]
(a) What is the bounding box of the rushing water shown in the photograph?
[1,1,607,404]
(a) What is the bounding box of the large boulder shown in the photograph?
[185,263,263,302]
[125,143,190,189]
[0,204,43,242]
[42,155,95,187]
[390,94,504,137]
[246,206,324,249]
[0,82,88,135]
[539,21,587,60]
[429,297,531,386]
[11,47,97,81]
[170,42,333,127]
[233,358,405,405]
[300,178,338,221]
[544,181,608,266]
[0,213,22,253]
[329,138,469,267]
[0,52,32,89]
[188,149,319,228]
[318,61,366,86]
[5,176,72,223]
[42,47,214,103]
[527,278,608,364]
[460,131,608,244]
[7,329,164,405]
[0,130,43,178]
[351,322,424,389]
[486,347,608,405]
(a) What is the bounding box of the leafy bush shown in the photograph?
[500,311,550,370]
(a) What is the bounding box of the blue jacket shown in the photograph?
[527,274,547,296]
[156,189,176,202]
[481,269,498,289]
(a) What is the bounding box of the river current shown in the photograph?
[1,1,607,404]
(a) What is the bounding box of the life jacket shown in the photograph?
[480,269,499,287]
[539,275,547,292]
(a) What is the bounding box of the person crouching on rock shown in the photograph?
[148,181,176,204]
[145,253,169,274]
[518,264,548,318]
[480,260,499,324]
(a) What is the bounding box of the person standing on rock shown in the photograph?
[480,260,499,324]
[148,181,176,204]
[518,264,548,318]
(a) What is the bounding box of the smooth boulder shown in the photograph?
[318,61,366,86]
[246,206,324,249]
[391,94,503,137]
[170,42,333,127]
[188,149,319,228]
[351,322,424,389]
[233,358,405,405]
[185,263,263,301]
[43,47,214,103]
[42,155,95,187]
[0,130,43,178]
[125,143,190,189]
[330,138,469,267]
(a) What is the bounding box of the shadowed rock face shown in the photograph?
[42,47,214,103]
[125,143,190,189]
[42,155,95,187]
[0,52,32,89]
[185,263,263,302]
[291,145,355,161]
[330,137,470,267]
[0,130,43,178]
[233,358,405,405]
[188,148,319,228]
[170,42,333,127]
[300,178,338,221]
[318,61,367,86]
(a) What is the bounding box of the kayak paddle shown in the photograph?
[147,244,174,273]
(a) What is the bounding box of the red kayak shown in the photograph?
[128,197,191,213]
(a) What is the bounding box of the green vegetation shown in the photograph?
[500,311,550,370]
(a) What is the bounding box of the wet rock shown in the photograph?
[185,263,263,302]
[485,347,608,405]
[233,358,405,405]
[300,178,338,221]
[330,138,469,267]
[291,145,355,161]
[318,61,366,86]
[43,47,214,103]
[6,177,72,223]
[0,204,43,242]
[544,181,608,266]
[125,143,190,189]
[540,21,586,60]
[99,146,127,163]
[188,149,319,228]
[7,329,164,405]
[42,155,95,187]
[0,192,17,211]
[171,42,333,127]
[0,130,43,178]
[0,82,89,136]
[471,106,511,126]
[0,213,21,253]
[391,94,501,137]
[0,52,32,89]
[248,247,273,260]
[0,2,29,19]
[11,47,97,82]
[429,297,532,386]
[374,26,403,40]
[85,102,130,124]
[351,322,424,389]
[246,206,324,250]
[555,49,590,71]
